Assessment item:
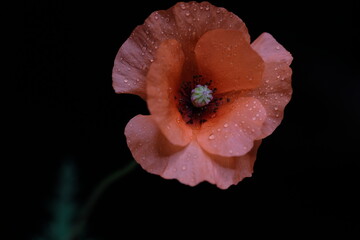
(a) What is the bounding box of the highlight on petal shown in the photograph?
[112,1,249,99]
[251,33,293,64]
[250,33,293,137]
[125,115,261,189]
[195,29,264,93]
[197,97,266,157]
[146,39,192,147]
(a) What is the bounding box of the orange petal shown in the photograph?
[125,115,261,189]
[112,2,249,99]
[197,97,266,157]
[250,33,293,137]
[195,29,264,93]
[146,39,192,147]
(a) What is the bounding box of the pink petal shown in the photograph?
[197,97,266,157]
[146,39,192,147]
[112,2,249,99]
[125,115,261,189]
[250,33,293,137]
[209,140,262,189]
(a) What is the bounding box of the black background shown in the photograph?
[14,0,360,238]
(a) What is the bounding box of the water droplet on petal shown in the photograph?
[182,165,187,171]
[208,134,215,140]
[224,123,229,128]
[124,79,128,83]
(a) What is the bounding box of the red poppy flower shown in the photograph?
[112,1,292,189]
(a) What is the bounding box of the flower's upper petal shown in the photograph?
[250,33,293,137]
[146,39,192,147]
[112,1,249,99]
[195,29,264,93]
[197,97,266,157]
[125,114,261,189]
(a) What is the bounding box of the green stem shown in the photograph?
[70,160,137,240]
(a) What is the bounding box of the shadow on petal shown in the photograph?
[195,29,264,93]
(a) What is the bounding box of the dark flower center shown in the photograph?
[176,75,227,126]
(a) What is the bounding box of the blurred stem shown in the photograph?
[70,160,137,240]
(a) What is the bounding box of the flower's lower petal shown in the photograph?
[112,2,250,99]
[146,39,192,147]
[124,115,178,176]
[250,33,293,137]
[125,115,261,189]
[209,140,262,189]
[195,29,264,93]
[197,97,266,157]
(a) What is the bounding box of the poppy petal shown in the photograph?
[197,97,266,157]
[125,114,261,189]
[195,29,264,93]
[146,39,192,147]
[209,140,261,189]
[250,33,293,137]
[112,2,249,99]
